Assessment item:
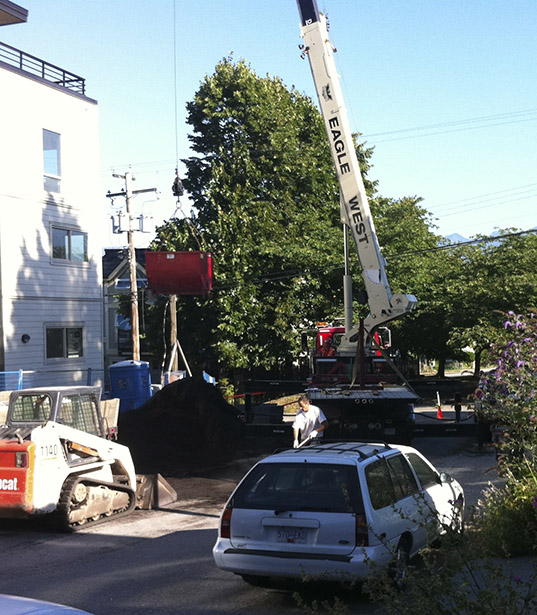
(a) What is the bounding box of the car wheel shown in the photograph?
[390,538,411,590]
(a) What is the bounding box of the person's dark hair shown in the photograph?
[298,394,310,404]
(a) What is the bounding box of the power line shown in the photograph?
[439,193,537,219]
[433,182,537,210]
[363,108,537,143]
[388,228,537,259]
[211,227,537,292]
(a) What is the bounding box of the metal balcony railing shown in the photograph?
[0,40,86,95]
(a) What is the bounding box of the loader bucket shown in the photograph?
[135,474,177,510]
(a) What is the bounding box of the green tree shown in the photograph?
[394,243,463,376]
[393,230,537,377]
[444,231,537,375]
[147,58,451,382]
[152,58,344,380]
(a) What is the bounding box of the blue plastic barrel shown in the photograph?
[109,360,152,412]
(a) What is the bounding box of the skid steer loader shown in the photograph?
[0,386,175,531]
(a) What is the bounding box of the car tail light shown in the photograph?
[15,452,28,468]
[220,506,232,539]
[355,513,368,547]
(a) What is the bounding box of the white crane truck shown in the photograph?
[0,386,174,531]
[296,0,419,442]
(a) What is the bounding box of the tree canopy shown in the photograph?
[152,58,344,375]
[146,57,537,382]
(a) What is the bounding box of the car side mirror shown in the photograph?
[439,472,453,484]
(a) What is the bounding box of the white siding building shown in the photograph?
[0,3,105,387]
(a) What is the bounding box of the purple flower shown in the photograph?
[533,496,537,509]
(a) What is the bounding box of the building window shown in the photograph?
[43,129,61,192]
[115,278,148,290]
[46,327,84,359]
[52,227,88,262]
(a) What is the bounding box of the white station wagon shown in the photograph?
[213,441,464,585]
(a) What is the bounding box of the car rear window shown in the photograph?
[231,462,364,514]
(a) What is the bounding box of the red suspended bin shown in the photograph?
[145,251,213,296]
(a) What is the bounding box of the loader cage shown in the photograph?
[60,394,101,436]
[11,394,52,422]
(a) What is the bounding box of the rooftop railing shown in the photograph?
[0,40,86,95]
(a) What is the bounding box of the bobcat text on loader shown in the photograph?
[0,386,175,531]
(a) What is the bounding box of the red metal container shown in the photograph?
[145,251,213,296]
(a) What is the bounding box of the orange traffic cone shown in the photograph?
[436,391,444,420]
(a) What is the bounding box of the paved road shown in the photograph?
[0,434,505,615]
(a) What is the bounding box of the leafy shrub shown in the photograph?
[363,535,537,615]
[474,311,537,555]
[476,461,537,556]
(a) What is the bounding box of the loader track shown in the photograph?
[52,476,136,532]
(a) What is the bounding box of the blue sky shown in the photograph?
[3,0,536,247]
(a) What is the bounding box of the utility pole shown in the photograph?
[125,172,140,360]
[170,294,178,370]
[107,172,157,361]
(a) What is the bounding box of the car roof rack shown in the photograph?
[276,440,393,460]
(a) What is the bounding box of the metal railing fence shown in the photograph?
[0,40,86,95]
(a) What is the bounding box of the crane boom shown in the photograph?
[296,0,417,348]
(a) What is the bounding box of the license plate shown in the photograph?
[276,528,308,544]
[384,427,396,435]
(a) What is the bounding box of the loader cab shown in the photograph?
[7,387,105,437]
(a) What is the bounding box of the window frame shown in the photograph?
[365,458,397,510]
[386,454,420,500]
[404,452,440,490]
[45,325,84,361]
[51,225,88,264]
[43,129,61,193]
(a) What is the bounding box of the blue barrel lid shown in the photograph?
[110,360,149,369]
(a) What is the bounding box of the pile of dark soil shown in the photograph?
[117,377,248,475]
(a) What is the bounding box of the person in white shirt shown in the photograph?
[293,394,328,448]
